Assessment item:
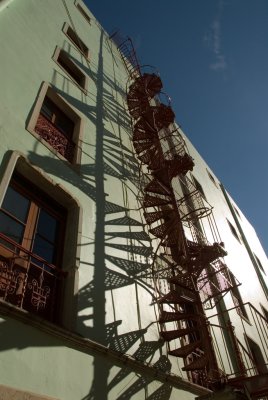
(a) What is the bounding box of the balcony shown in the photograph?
[35,114,75,162]
[0,233,65,321]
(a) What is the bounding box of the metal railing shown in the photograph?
[209,302,268,380]
[0,233,66,321]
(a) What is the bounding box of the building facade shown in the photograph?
[0,1,268,399]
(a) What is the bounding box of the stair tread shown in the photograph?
[182,355,208,371]
[169,340,202,357]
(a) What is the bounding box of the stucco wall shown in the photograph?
[0,0,268,398]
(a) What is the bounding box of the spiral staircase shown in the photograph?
[115,37,268,395]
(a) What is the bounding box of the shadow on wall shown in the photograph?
[0,28,174,400]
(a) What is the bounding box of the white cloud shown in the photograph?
[210,55,227,71]
[205,1,227,71]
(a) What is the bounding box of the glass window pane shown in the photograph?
[2,186,30,222]
[32,235,56,264]
[0,211,25,243]
[36,209,59,243]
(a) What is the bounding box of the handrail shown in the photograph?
[246,302,268,324]
[208,302,268,322]
[0,232,66,276]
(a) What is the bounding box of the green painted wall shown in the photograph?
[0,0,268,399]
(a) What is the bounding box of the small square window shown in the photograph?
[63,23,89,58]
[76,2,91,24]
[27,83,83,164]
[53,47,88,92]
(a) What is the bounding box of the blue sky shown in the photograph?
[85,0,268,254]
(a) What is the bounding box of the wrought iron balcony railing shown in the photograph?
[35,114,75,162]
[0,233,66,321]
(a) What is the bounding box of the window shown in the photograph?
[0,173,66,321]
[35,96,75,162]
[27,83,82,164]
[260,305,268,321]
[54,47,87,92]
[206,169,218,188]
[227,219,241,243]
[246,336,267,374]
[76,2,91,24]
[191,175,206,200]
[229,275,248,320]
[233,205,241,219]
[254,253,265,274]
[231,289,248,319]
[63,23,89,58]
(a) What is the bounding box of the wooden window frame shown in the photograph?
[0,174,66,264]
[0,153,82,329]
[0,174,67,321]
[27,82,83,166]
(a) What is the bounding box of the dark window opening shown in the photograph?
[207,170,217,187]
[192,175,206,200]
[254,253,265,274]
[35,96,75,162]
[76,3,91,23]
[57,50,86,89]
[260,305,268,321]
[41,96,74,138]
[0,174,66,321]
[246,336,267,374]
[229,279,248,320]
[227,219,241,243]
[66,26,88,57]
[233,206,241,218]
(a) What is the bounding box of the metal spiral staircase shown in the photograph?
[114,36,268,396]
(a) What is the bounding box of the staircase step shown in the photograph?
[158,290,190,304]
[182,355,208,371]
[160,327,197,341]
[169,340,202,357]
[145,179,171,196]
[143,194,171,208]
[159,311,197,323]
[168,277,197,298]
